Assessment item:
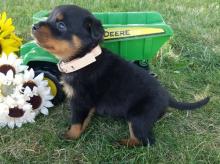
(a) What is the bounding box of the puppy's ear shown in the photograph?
[84,16,104,43]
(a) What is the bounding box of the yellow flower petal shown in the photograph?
[4,18,12,28]
[10,33,22,46]
[0,12,7,27]
[0,26,15,38]
[0,12,22,55]
[4,47,19,54]
[1,18,13,32]
[1,38,15,45]
[0,38,20,55]
[1,12,7,23]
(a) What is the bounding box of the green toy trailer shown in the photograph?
[20,11,173,104]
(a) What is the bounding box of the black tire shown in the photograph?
[28,61,65,105]
[134,60,157,78]
[134,60,150,70]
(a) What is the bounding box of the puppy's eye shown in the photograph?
[56,21,66,31]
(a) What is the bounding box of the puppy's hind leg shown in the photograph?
[118,105,161,146]
[117,122,142,146]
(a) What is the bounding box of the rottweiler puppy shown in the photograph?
[32,5,209,146]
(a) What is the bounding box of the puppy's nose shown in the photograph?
[32,23,40,31]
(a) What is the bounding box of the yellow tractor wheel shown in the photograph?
[44,77,58,97]
[34,70,65,105]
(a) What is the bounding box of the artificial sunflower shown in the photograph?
[0,53,54,128]
[0,12,22,55]
[0,53,28,74]
[22,69,54,115]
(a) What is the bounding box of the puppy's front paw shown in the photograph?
[117,138,142,147]
[60,124,82,140]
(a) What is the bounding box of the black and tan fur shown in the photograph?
[32,5,209,146]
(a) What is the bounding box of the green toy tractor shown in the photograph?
[20,11,173,105]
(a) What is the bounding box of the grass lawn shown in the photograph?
[0,0,220,163]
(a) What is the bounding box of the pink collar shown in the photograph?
[57,45,102,73]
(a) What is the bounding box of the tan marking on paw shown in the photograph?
[118,138,141,146]
[64,124,82,140]
[117,122,141,146]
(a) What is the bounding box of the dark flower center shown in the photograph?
[0,64,16,75]
[28,95,42,110]
[8,107,25,118]
[22,81,37,91]
[22,81,42,109]
[0,44,2,54]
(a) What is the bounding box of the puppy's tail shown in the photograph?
[169,97,210,110]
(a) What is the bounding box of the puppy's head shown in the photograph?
[32,5,104,61]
